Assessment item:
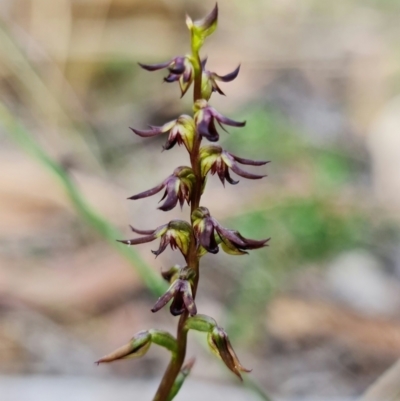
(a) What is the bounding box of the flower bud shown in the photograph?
[186,4,218,52]
[117,220,192,258]
[199,145,268,185]
[207,326,251,380]
[95,330,151,364]
[96,330,178,365]
[128,166,196,211]
[193,100,245,142]
[130,114,196,152]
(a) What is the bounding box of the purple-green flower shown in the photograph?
[128,166,195,211]
[193,99,245,142]
[191,207,270,255]
[201,59,240,99]
[152,266,197,316]
[117,220,192,257]
[130,115,195,152]
[139,56,194,97]
[200,145,268,185]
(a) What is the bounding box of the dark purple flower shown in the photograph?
[193,99,245,142]
[199,145,268,185]
[139,56,194,97]
[152,279,196,316]
[128,166,195,211]
[152,266,197,316]
[201,59,240,99]
[117,220,192,257]
[191,207,270,255]
[130,115,195,151]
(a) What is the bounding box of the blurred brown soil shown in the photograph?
[267,296,400,357]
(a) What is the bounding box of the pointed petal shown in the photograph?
[182,286,197,316]
[230,153,269,166]
[129,225,156,235]
[225,169,239,185]
[226,339,252,373]
[240,236,271,249]
[217,167,226,186]
[195,3,218,32]
[152,235,169,257]
[213,82,225,95]
[128,182,165,200]
[117,235,155,246]
[130,127,162,138]
[151,283,178,313]
[138,60,171,71]
[214,65,240,82]
[230,163,266,180]
[201,57,208,69]
[215,226,247,247]
[214,111,246,127]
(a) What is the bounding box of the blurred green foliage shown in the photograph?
[221,108,388,342]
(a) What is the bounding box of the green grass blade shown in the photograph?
[0,102,166,297]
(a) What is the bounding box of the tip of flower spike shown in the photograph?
[199,3,218,30]
[185,14,193,29]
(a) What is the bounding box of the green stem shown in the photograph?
[152,51,203,401]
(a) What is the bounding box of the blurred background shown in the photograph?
[1,0,400,400]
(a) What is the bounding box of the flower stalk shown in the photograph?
[97,4,269,400]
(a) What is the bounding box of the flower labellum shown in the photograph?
[193,99,246,142]
[128,166,196,211]
[117,220,192,257]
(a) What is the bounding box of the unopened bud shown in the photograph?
[95,330,151,364]
[207,326,251,380]
[187,4,218,52]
